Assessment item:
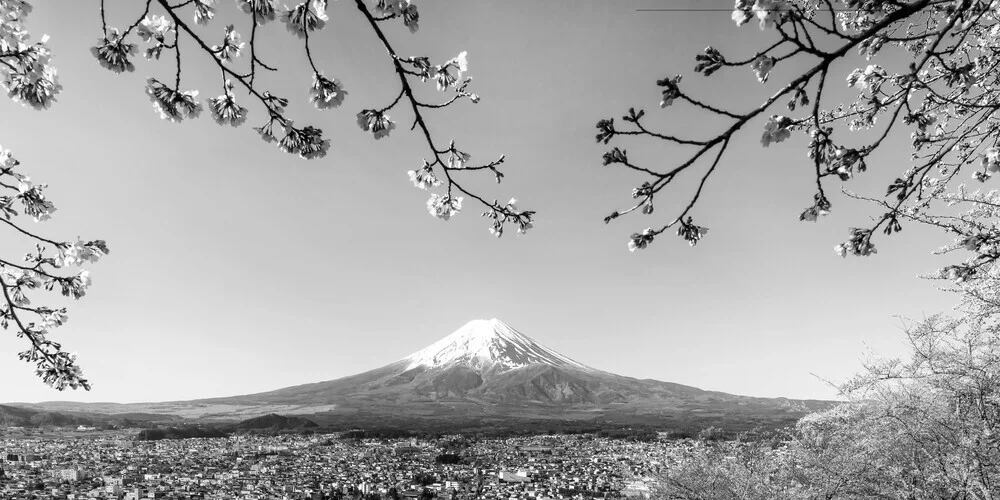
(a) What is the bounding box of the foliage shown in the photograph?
[656,270,1000,499]
[412,472,436,486]
[598,0,1000,269]
[655,432,802,500]
[0,0,535,389]
[135,426,230,441]
[434,452,461,464]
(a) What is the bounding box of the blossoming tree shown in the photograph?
[656,272,1000,499]
[597,0,1000,281]
[1,0,533,389]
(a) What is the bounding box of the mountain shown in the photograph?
[189,318,832,428]
[403,318,594,373]
[11,319,834,431]
[0,403,180,428]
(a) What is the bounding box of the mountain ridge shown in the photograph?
[8,319,834,429]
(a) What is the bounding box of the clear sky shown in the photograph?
[1,0,958,403]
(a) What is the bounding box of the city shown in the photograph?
[0,428,688,500]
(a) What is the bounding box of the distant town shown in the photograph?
[0,426,691,500]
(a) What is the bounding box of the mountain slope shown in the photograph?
[12,319,834,427]
[197,319,831,415]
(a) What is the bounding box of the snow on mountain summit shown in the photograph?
[402,319,595,373]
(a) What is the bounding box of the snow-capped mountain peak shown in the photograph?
[402,318,594,372]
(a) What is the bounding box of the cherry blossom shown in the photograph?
[628,229,655,252]
[0,142,107,391]
[236,0,278,24]
[212,25,244,63]
[407,162,441,190]
[760,115,792,147]
[281,1,329,38]
[426,193,463,221]
[750,54,774,83]
[309,74,347,110]
[751,0,789,30]
[356,109,396,140]
[208,79,248,127]
[137,15,173,43]
[144,78,202,123]
[91,28,136,74]
[433,51,469,92]
[193,0,216,25]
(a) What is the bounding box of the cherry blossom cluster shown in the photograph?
[0,1,60,110]
[595,0,1000,268]
[0,144,107,391]
[83,0,529,235]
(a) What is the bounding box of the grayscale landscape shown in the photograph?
[3,1,1000,499]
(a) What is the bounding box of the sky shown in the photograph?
[0,0,961,404]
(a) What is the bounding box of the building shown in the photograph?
[499,471,531,483]
[58,468,84,481]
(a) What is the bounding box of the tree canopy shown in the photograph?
[656,268,1000,499]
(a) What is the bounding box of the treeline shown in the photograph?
[135,427,230,441]
[339,428,417,440]
[594,428,658,442]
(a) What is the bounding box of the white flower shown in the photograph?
[732,0,754,26]
[15,178,57,221]
[407,164,441,190]
[433,51,469,91]
[194,0,216,25]
[136,15,173,43]
[847,64,887,90]
[144,78,202,122]
[208,80,248,126]
[78,270,92,288]
[41,309,69,330]
[17,177,32,194]
[281,1,328,38]
[628,229,655,252]
[426,194,463,220]
[751,0,788,30]
[277,125,330,160]
[2,59,62,110]
[236,0,278,23]
[212,25,244,63]
[56,239,106,268]
[761,115,792,147]
[452,51,468,74]
[91,28,137,74]
[834,243,848,258]
[981,147,1000,173]
[310,74,347,110]
[402,2,419,32]
[447,150,471,169]
[356,110,396,139]
[750,54,774,83]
